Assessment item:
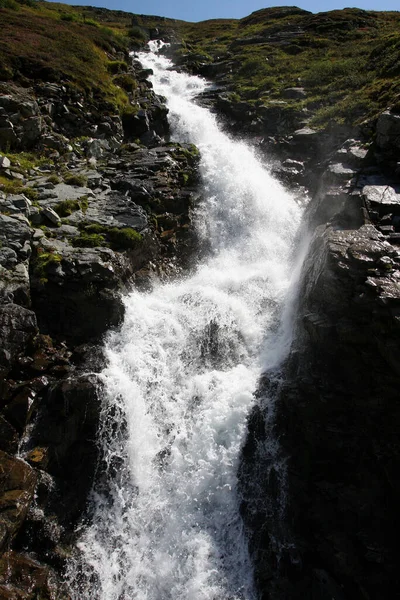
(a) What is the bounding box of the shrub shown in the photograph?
[76,223,143,250]
[71,232,106,247]
[47,174,61,185]
[33,250,62,283]
[54,199,81,217]
[128,26,148,42]
[60,13,76,22]
[107,60,128,74]
[107,227,142,250]
[83,18,99,28]
[113,74,137,93]
[63,173,87,187]
[0,0,18,8]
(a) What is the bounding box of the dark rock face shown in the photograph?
[0,49,201,599]
[239,124,400,599]
[1,26,399,600]
[31,374,104,530]
[0,551,68,600]
[0,451,37,553]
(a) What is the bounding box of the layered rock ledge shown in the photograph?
[0,58,200,598]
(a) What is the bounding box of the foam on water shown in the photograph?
[67,41,303,600]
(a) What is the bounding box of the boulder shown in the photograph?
[362,184,400,216]
[0,416,18,455]
[32,374,103,527]
[0,450,37,551]
[0,304,37,367]
[282,87,306,99]
[376,110,400,151]
[0,156,10,169]
[41,207,61,226]
[0,551,68,600]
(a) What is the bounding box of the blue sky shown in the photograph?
[50,0,400,22]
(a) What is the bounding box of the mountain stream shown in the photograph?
[67,41,304,600]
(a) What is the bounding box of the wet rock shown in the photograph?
[32,374,103,527]
[241,217,400,599]
[0,305,37,367]
[30,245,131,343]
[0,416,18,455]
[0,551,68,600]
[0,451,37,551]
[3,387,37,433]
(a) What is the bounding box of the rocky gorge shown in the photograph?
[0,2,400,599]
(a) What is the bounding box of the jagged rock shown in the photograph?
[0,156,10,169]
[0,416,18,455]
[362,184,400,216]
[0,551,68,600]
[0,305,37,367]
[0,451,37,551]
[41,207,61,226]
[241,219,400,599]
[0,124,17,151]
[376,110,400,151]
[324,162,357,181]
[21,116,43,147]
[32,374,103,528]
[8,194,31,216]
[30,246,132,342]
[140,129,162,147]
[122,109,150,138]
[40,133,71,154]
[86,138,110,159]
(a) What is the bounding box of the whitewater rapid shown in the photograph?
[67,42,303,600]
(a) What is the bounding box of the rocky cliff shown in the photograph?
[0,4,201,595]
[0,2,400,599]
[239,106,400,600]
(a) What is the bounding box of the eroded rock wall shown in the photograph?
[240,111,400,599]
[0,54,201,598]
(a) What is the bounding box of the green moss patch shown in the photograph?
[32,250,62,284]
[75,223,143,250]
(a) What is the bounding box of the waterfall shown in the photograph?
[67,42,303,600]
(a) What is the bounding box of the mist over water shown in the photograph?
[67,42,303,600]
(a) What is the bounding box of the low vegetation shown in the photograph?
[72,223,143,250]
[1,2,399,133]
[175,7,400,127]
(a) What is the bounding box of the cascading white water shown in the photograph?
[68,42,303,600]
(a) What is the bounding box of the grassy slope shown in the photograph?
[177,7,400,128]
[0,2,399,128]
[0,0,169,111]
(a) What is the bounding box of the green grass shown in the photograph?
[176,7,400,128]
[0,1,134,112]
[32,249,62,283]
[1,2,400,133]
[63,173,87,187]
[75,223,143,250]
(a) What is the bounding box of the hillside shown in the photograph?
[1,3,400,600]
[1,2,400,131]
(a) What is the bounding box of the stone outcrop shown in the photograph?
[0,48,200,598]
[1,9,400,599]
[239,114,400,599]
